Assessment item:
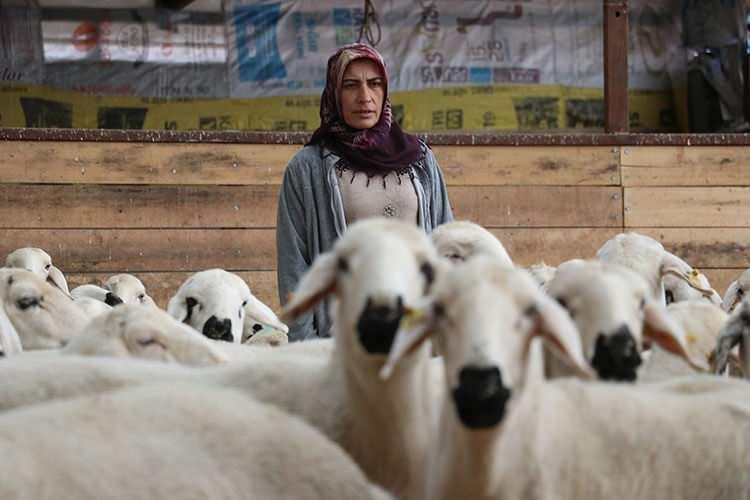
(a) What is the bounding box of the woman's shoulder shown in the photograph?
[284,144,330,175]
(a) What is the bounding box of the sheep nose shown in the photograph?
[452,366,511,429]
[203,316,233,342]
[591,326,642,382]
[104,292,123,307]
[356,296,404,355]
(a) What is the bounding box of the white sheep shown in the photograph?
[104,273,156,307]
[0,268,88,350]
[0,382,394,500]
[722,268,750,313]
[167,269,288,344]
[62,304,229,366]
[0,219,442,499]
[430,220,513,266]
[383,257,750,500]
[545,259,706,381]
[5,247,70,296]
[596,232,720,305]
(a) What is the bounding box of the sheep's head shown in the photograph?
[71,284,124,308]
[660,252,721,306]
[596,232,665,301]
[381,257,591,430]
[0,268,87,350]
[281,218,442,362]
[167,269,250,344]
[5,247,70,295]
[105,274,155,306]
[430,220,513,266]
[546,260,707,381]
[722,269,750,313]
[63,304,228,366]
[713,296,750,377]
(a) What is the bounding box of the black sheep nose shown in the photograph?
[357,296,404,355]
[203,316,233,342]
[104,292,123,307]
[452,366,511,429]
[591,326,642,382]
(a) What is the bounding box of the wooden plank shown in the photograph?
[451,186,623,227]
[0,142,296,185]
[631,228,750,269]
[491,228,621,266]
[0,185,622,229]
[432,146,620,186]
[603,0,629,133]
[0,185,278,228]
[624,187,750,227]
[0,229,276,273]
[0,141,620,187]
[622,146,750,186]
[67,271,280,311]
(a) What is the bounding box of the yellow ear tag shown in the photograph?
[400,307,426,331]
[687,270,703,288]
[686,333,697,345]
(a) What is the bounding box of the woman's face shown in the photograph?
[339,59,385,130]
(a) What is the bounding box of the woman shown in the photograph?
[276,43,453,341]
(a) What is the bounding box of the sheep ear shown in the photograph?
[167,295,188,323]
[280,253,339,323]
[0,299,23,355]
[529,293,594,379]
[722,281,741,313]
[713,318,744,375]
[244,294,288,334]
[643,301,708,372]
[380,303,437,380]
[47,266,70,296]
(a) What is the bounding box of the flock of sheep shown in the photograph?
[1,218,750,499]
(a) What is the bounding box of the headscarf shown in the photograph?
[308,43,423,173]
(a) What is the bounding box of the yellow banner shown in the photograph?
[0,83,678,131]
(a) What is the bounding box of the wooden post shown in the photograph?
[603,0,629,133]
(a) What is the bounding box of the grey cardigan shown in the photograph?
[276,141,453,341]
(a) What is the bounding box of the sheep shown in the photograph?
[596,232,720,306]
[0,219,441,499]
[661,252,722,306]
[382,256,750,500]
[638,301,728,382]
[722,268,750,313]
[167,269,288,344]
[104,273,156,307]
[545,259,706,381]
[0,382,394,500]
[61,304,229,366]
[0,268,88,350]
[430,220,513,266]
[5,247,70,296]
[525,261,557,290]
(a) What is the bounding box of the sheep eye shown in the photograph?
[252,323,263,334]
[17,296,40,310]
[739,288,745,298]
[420,262,435,292]
[337,257,349,273]
[241,300,248,307]
[137,294,145,301]
[137,338,158,347]
[665,290,674,305]
[184,297,199,323]
[44,264,51,270]
[433,302,445,318]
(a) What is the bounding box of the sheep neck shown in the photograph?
[333,339,434,500]
[429,380,541,500]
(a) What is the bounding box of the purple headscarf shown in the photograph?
[308,43,423,172]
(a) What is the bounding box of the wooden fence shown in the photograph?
[0,140,747,308]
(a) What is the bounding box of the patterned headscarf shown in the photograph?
[308,43,423,172]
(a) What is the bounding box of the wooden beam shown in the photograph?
[603,0,629,133]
